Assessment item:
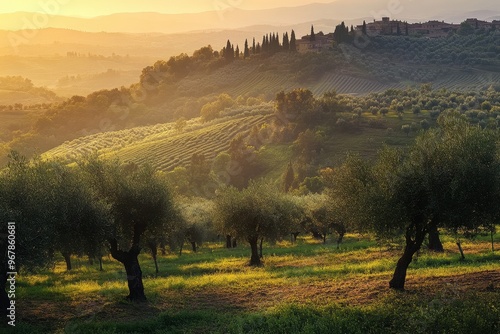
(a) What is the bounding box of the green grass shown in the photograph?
[10,233,500,333]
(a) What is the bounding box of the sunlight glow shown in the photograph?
[0,0,339,17]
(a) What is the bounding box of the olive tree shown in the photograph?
[321,155,374,237]
[80,158,177,301]
[294,194,346,247]
[0,154,57,317]
[0,153,109,315]
[391,114,499,289]
[214,181,299,266]
[51,165,110,271]
[328,113,500,290]
[178,198,215,254]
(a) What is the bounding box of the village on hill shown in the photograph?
[296,17,500,52]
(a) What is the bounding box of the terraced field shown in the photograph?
[225,70,404,97]
[44,111,274,171]
[311,72,404,95]
[432,70,500,91]
[227,70,299,97]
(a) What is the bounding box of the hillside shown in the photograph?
[0,75,59,105]
[43,107,274,171]
[2,28,499,168]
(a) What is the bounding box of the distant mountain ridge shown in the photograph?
[0,1,498,34]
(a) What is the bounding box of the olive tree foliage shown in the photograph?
[0,153,55,318]
[214,181,300,266]
[0,155,110,269]
[0,153,110,316]
[48,164,111,271]
[177,197,216,254]
[388,114,499,289]
[292,194,346,247]
[326,112,500,290]
[321,155,375,236]
[79,157,178,302]
[0,154,57,272]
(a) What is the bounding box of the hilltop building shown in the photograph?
[296,31,334,53]
[411,21,459,38]
[297,17,500,53]
[356,17,500,38]
[464,18,499,30]
[361,17,403,35]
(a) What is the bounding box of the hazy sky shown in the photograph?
[0,0,338,17]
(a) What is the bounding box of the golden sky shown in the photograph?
[0,0,338,17]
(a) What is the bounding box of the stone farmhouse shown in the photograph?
[296,31,335,53]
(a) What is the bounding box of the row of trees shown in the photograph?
[187,111,499,290]
[222,30,298,62]
[0,155,181,307]
[275,86,500,128]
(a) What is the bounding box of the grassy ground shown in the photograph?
[9,232,500,334]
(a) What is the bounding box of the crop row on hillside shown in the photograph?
[432,70,500,91]
[311,73,403,95]
[44,110,274,171]
[111,114,273,171]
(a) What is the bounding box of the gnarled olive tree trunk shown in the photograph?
[109,239,146,302]
[147,240,159,275]
[190,241,197,253]
[427,225,444,252]
[389,224,427,290]
[62,252,72,271]
[248,236,261,266]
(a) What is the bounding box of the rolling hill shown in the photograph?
[43,107,274,170]
[3,26,498,172]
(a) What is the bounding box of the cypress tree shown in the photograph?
[235,45,239,59]
[225,39,231,59]
[290,29,297,51]
[252,37,256,54]
[334,21,349,44]
[310,25,316,41]
[283,32,290,51]
[224,40,235,61]
[334,23,346,44]
[362,20,367,35]
[405,22,409,36]
[244,39,250,58]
